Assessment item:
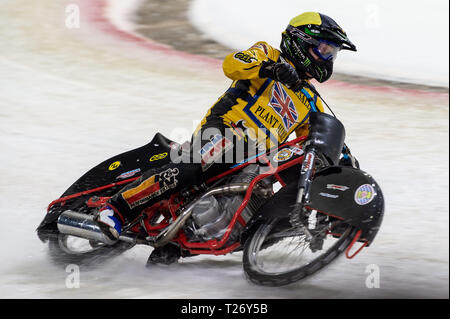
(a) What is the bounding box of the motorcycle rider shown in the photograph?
[96,12,357,264]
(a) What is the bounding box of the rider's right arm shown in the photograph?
[223,42,280,81]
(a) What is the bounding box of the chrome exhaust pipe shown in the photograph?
[58,210,149,246]
[57,210,118,246]
[153,183,249,248]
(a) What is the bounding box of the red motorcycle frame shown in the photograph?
[45,135,367,259]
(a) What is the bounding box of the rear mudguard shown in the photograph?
[241,166,384,246]
[37,133,181,241]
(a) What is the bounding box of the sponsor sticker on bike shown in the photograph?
[354,184,376,205]
[108,161,121,171]
[273,147,303,162]
[327,184,350,191]
[122,168,180,209]
[302,152,314,172]
[199,134,233,171]
[273,148,293,162]
[319,192,339,199]
[116,168,141,180]
[149,152,168,162]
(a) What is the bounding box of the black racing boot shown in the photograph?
[146,243,182,266]
[95,206,123,245]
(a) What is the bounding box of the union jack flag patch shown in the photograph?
[269,82,299,130]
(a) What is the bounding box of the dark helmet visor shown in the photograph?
[313,40,340,61]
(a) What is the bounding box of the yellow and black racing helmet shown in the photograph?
[280,12,357,83]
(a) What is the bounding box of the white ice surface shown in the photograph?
[0,0,448,299]
[189,0,450,87]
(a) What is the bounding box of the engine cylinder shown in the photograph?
[188,165,269,242]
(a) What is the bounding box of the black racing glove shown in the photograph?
[339,155,360,169]
[259,60,302,91]
[339,144,360,169]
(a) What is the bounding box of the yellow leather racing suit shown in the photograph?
[194,41,324,151]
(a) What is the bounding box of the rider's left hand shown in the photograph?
[339,154,360,169]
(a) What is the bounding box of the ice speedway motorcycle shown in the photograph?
[37,112,384,286]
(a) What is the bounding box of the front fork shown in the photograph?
[289,147,318,240]
[296,148,316,204]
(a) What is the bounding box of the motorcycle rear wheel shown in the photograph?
[47,233,134,267]
[243,217,355,286]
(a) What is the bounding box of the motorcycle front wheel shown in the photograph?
[243,216,355,286]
